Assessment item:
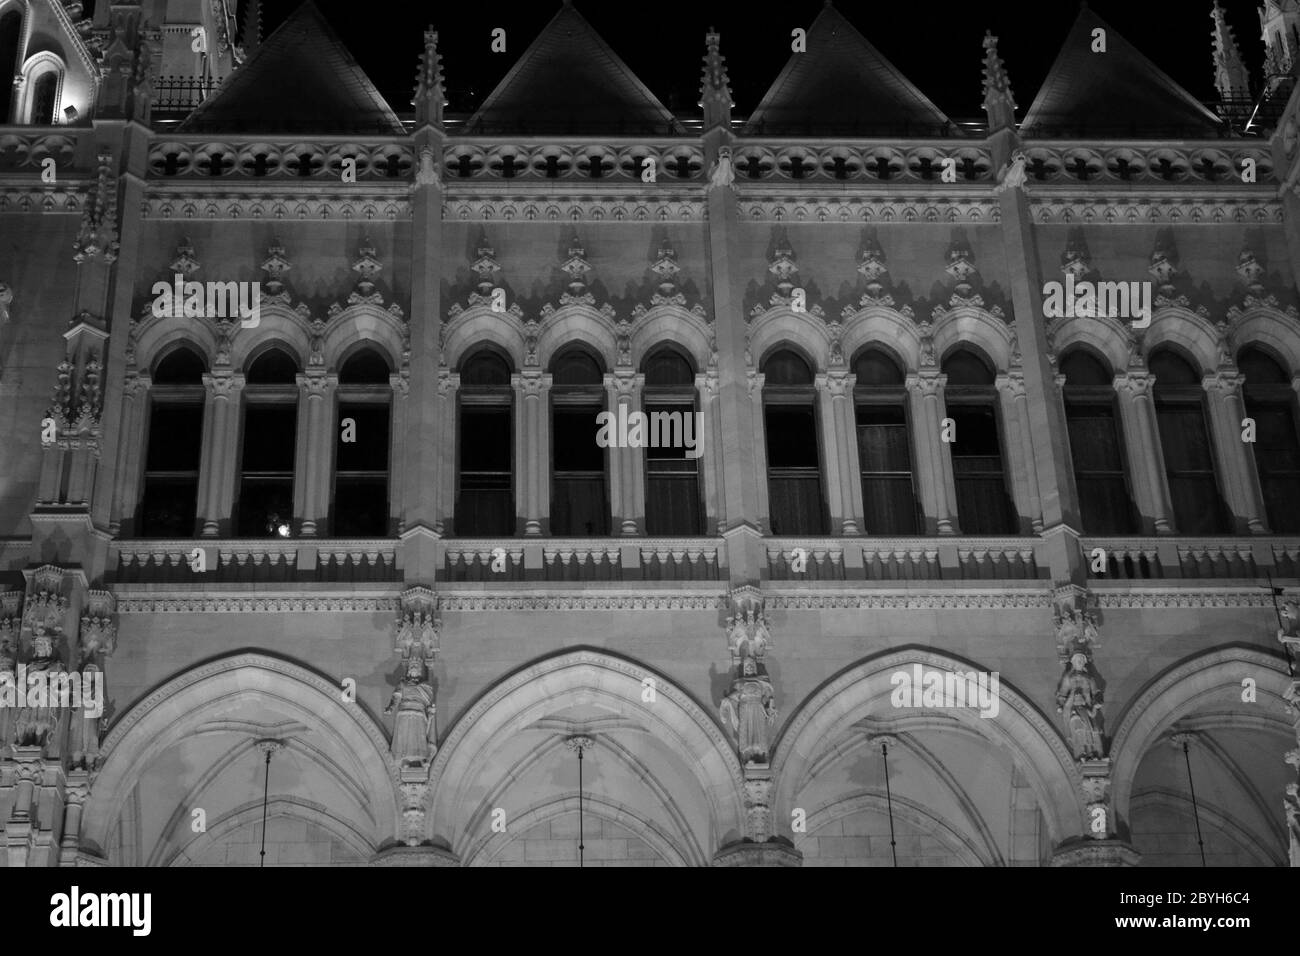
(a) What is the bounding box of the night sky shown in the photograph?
[249,0,1273,120]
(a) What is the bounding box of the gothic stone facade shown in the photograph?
[1,0,1300,867]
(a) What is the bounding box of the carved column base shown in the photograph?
[711,838,802,867]
[1050,837,1141,867]
[369,842,461,867]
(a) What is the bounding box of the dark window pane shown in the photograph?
[768,476,825,535]
[942,350,994,386]
[153,348,206,384]
[461,351,512,386]
[457,483,514,536]
[861,476,918,535]
[1066,406,1124,471]
[461,407,512,472]
[644,350,694,387]
[552,477,608,536]
[853,350,904,387]
[146,404,204,471]
[1156,403,1227,533]
[334,478,389,537]
[1060,351,1112,387]
[338,350,391,384]
[1246,399,1300,533]
[236,479,294,537]
[949,406,1002,458]
[950,404,1014,533]
[1066,402,1135,533]
[762,350,813,385]
[765,406,819,468]
[336,405,390,472]
[554,407,604,471]
[1150,350,1200,387]
[856,405,917,534]
[856,407,911,471]
[138,479,198,537]
[1239,349,1288,384]
[645,401,701,534]
[551,350,603,385]
[242,406,297,472]
[246,349,299,384]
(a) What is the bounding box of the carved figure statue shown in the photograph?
[1056,652,1104,759]
[385,656,437,769]
[15,634,66,749]
[68,661,102,770]
[995,150,1028,194]
[1286,782,1300,868]
[708,146,735,189]
[1278,601,1300,643]
[719,656,777,765]
[0,638,15,750]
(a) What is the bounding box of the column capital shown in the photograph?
[995,369,1026,398]
[603,370,642,400]
[815,370,854,396]
[1112,370,1154,397]
[1201,369,1246,395]
[514,370,550,396]
[437,368,461,396]
[202,371,244,398]
[296,370,337,396]
[905,370,948,396]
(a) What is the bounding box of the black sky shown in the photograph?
[251,0,1272,119]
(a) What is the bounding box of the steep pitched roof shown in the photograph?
[1021,7,1224,137]
[744,4,952,135]
[179,1,403,135]
[466,2,680,134]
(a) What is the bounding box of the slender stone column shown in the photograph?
[816,371,860,534]
[1203,369,1268,534]
[388,372,409,533]
[110,371,150,535]
[434,371,459,535]
[296,371,335,536]
[997,370,1043,533]
[696,371,722,533]
[1112,371,1174,534]
[197,371,243,536]
[605,371,640,535]
[518,371,550,535]
[906,370,957,535]
[749,372,770,532]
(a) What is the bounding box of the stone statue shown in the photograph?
[68,661,103,770]
[385,656,437,770]
[708,146,736,190]
[1286,782,1300,868]
[0,637,16,750]
[1278,601,1300,644]
[416,146,441,186]
[1056,652,1104,759]
[994,150,1028,194]
[719,657,777,765]
[15,634,66,749]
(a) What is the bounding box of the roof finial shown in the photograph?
[982,31,1017,132]
[412,26,447,127]
[1211,1,1250,102]
[699,28,734,131]
[241,0,262,57]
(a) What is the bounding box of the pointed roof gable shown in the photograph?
[744,5,952,135]
[179,1,402,135]
[1021,7,1223,137]
[467,3,681,134]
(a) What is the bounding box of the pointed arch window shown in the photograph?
[1061,349,1137,534]
[0,11,21,125]
[763,348,826,535]
[30,70,56,125]
[138,347,206,537]
[236,348,299,537]
[1150,349,1228,534]
[1239,347,1300,532]
[853,348,918,534]
[943,348,1015,535]
[457,349,515,536]
[643,347,703,535]
[550,348,609,536]
[333,349,392,537]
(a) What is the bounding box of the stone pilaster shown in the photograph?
[1278,604,1299,865]
[1202,368,1269,534]
[296,370,337,536]
[817,371,859,534]
[197,371,244,536]
[906,370,957,535]
[1113,369,1175,534]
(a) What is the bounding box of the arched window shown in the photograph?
[457,349,514,536]
[1061,349,1136,533]
[942,348,1015,534]
[30,69,56,125]
[138,347,206,537]
[550,347,608,536]
[236,347,299,537]
[333,348,391,537]
[853,348,918,534]
[762,348,825,535]
[642,347,702,535]
[0,12,21,125]
[1150,349,1227,534]
[1239,347,1300,532]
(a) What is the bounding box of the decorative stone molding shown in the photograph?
[141,193,412,221]
[738,198,998,224]
[711,839,803,866]
[765,589,1054,610]
[146,141,417,180]
[1030,198,1282,225]
[442,197,702,223]
[1050,837,1141,866]
[115,593,403,614]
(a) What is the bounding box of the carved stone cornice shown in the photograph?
[141,193,412,221]
[443,196,702,224]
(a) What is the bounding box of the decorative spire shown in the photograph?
[981,31,1017,132]
[412,27,447,127]
[241,0,262,58]
[1211,2,1250,101]
[699,28,734,131]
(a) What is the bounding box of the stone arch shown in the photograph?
[131,318,220,373]
[772,647,1083,848]
[442,306,526,370]
[81,652,398,864]
[931,307,1014,372]
[427,648,746,865]
[163,795,377,867]
[1229,307,1300,375]
[320,304,405,372]
[536,306,618,370]
[228,302,313,370]
[799,790,989,866]
[17,49,62,124]
[1142,306,1221,372]
[1108,644,1294,823]
[629,305,711,372]
[1049,314,1131,374]
[840,308,923,373]
[748,308,829,372]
